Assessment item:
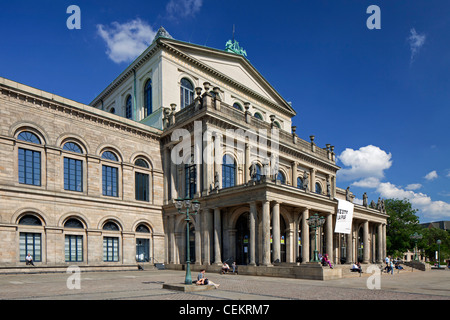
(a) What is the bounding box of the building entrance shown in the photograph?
[236,212,250,265]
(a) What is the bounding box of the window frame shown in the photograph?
[180,78,194,109]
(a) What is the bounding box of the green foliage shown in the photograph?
[384,198,450,263]
[385,198,420,255]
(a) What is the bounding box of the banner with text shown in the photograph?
[334,199,354,234]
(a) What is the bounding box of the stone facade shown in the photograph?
[0,77,164,267]
[0,31,388,271]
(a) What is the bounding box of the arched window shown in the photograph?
[17,131,42,186]
[103,221,120,231]
[110,107,116,114]
[297,177,303,189]
[64,218,84,229]
[64,218,84,262]
[102,151,119,197]
[233,103,243,111]
[63,142,83,192]
[135,158,149,168]
[18,214,42,263]
[276,171,286,185]
[315,182,322,194]
[254,112,263,120]
[222,155,236,189]
[125,95,133,119]
[102,151,119,162]
[144,79,152,117]
[19,215,42,226]
[136,224,151,262]
[136,224,150,233]
[253,163,262,181]
[180,78,194,109]
[135,158,150,202]
[185,159,196,198]
[273,121,281,129]
[63,142,83,154]
[18,131,41,144]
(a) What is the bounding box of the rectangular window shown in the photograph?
[135,172,149,202]
[19,233,42,262]
[103,237,119,262]
[102,165,118,197]
[136,239,150,262]
[18,148,41,186]
[65,235,83,262]
[64,158,83,192]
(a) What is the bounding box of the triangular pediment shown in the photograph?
[159,38,296,116]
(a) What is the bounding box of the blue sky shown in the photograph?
[1,1,449,222]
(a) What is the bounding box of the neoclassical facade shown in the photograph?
[0,27,388,270]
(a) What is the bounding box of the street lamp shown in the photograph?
[175,198,201,285]
[410,232,423,261]
[307,213,325,262]
[437,239,442,268]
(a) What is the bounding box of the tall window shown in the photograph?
[144,79,152,117]
[102,151,119,197]
[125,95,132,119]
[136,224,151,263]
[297,177,303,189]
[17,131,41,186]
[276,171,286,185]
[185,160,196,198]
[135,159,149,202]
[63,142,83,192]
[64,218,84,262]
[19,215,42,262]
[103,221,120,262]
[222,155,236,189]
[180,78,194,109]
[315,182,322,194]
[252,163,262,181]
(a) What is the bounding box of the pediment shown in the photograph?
[159,38,296,116]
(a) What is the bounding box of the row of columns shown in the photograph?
[166,203,387,266]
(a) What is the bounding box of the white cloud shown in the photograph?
[424,170,438,181]
[408,28,426,63]
[337,145,392,181]
[377,182,450,220]
[166,0,203,18]
[406,183,422,191]
[351,177,381,188]
[97,19,156,64]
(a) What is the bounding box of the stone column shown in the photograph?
[202,209,213,265]
[170,152,178,200]
[272,201,281,263]
[346,231,353,264]
[213,208,222,265]
[249,201,257,265]
[245,143,250,183]
[301,208,310,263]
[291,161,297,187]
[382,223,387,260]
[309,168,316,193]
[262,200,271,266]
[326,213,333,262]
[363,220,369,263]
[169,214,176,264]
[195,213,202,264]
[377,223,383,263]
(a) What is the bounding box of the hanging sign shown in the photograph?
[334,199,354,234]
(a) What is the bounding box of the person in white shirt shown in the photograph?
[26,253,35,266]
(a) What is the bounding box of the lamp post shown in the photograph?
[306,213,325,262]
[437,239,442,268]
[175,198,201,285]
[410,232,423,261]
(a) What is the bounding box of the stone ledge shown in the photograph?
[0,264,141,274]
[162,283,217,292]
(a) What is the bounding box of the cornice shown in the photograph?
[0,81,162,143]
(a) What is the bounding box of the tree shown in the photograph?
[384,198,421,255]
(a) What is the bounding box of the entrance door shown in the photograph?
[236,212,249,265]
[136,239,150,262]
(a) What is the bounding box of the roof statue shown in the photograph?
[153,26,174,42]
[225,39,247,57]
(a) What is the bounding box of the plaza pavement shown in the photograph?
[0,267,448,301]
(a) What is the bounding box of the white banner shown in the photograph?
[334,199,354,234]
